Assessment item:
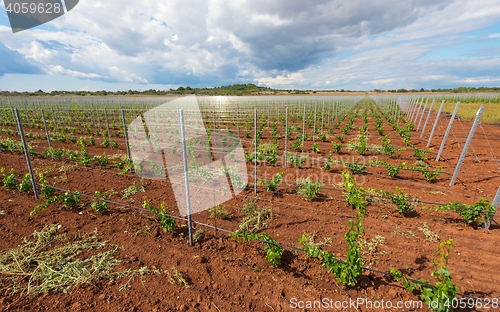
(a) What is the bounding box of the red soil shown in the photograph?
[1,104,500,311]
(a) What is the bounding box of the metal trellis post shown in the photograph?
[420,99,435,138]
[435,102,460,162]
[178,108,194,246]
[427,100,445,148]
[15,108,39,200]
[449,106,484,186]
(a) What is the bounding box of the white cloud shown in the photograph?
[257,72,305,87]
[460,77,500,84]
[249,13,291,27]
[1,0,500,90]
[46,65,103,79]
[364,78,396,86]
[0,25,11,34]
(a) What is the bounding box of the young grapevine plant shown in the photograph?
[90,191,109,214]
[259,171,284,192]
[342,171,367,216]
[288,153,308,168]
[391,239,458,312]
[380,187,414,215]
[385,162,406,178]
[343,158,367,174]
[143,201,176,233]
[231,232,283,268]
[439,198,495,226]
[1,168,17,189]
[296,178,322,200]
[299,217,364,286]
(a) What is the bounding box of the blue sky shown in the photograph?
[0,0,500,91]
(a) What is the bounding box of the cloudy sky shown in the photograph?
[0,0,500,91]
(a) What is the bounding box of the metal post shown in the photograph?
[121,109,131,161]
[321,101,325,131]
[412,99,423,124]
[403,98,410,114]
[395,101,399,120]
[236,104,240,138]
[51,108,58,136]
[408,100,420,122]
[0,107,4,127]
[95,105,102,131]
[483,187,500,230]
[406,98,414,118]
[397,103,401,124]
[40,110,51,149]
[302,104,306,152]
[24,101,31,128]
[254,108,257,194]
[11,106,20,134]
[313,103,317,136]
[327,102,331,125]
[212,110,216,146]
[427,100,445,147]
[435,102,460,161]
[408,98,418,121]
[15,109,39,200]
[416,99,428,131]
[90,105,96,127]
[104,107,111,145]
[420,99,435,138]
[449,106,484,186]
[267,103,270,128]
[277,103,279,124]
[178,108,194,246]
[411,98,421,121]
[284,106,288,168]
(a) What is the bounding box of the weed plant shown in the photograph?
[238,199,274,232]
[209,205,232,220]
[143,201,176,233]
[296,178,322,199]
[380,188,414,215]
[259,171,284,192]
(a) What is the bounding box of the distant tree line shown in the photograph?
[1,84,499,97]
[373,87,500,93]
[0,83,277,97]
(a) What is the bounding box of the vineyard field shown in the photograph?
[1,94,500,311]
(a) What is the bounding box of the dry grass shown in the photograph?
[435,101,500,124]
[0,224,164,295]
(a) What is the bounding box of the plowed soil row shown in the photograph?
[1,102,500,311]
